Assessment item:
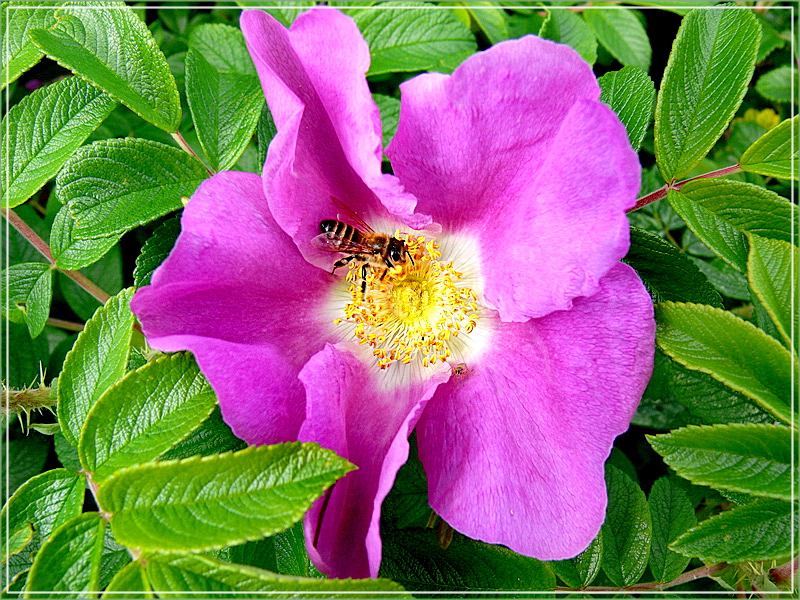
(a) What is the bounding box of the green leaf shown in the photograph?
[648,477,695,583]
[50,204,119,271]
[55,138,207,239]
[188,23,256,75]
[144,552,405,596]
[539,8,597,66]
[0,469,84,563]
[4,435,51,502]
[374,93,401,152]
[649,423,793,500]
[624,227,722,308]
[256,104,277,170]
[1,262,53,338]
[0,77,116,209]
[748,234,797,355]
[380,527,555,592]
[668,179,797,271]
[99,443,353,552]
[654,8,760,181]
[656,302,795,425]
[740,116,799,180]
[0,2,61,91]
[353,2,477,76]
[80,353,217,484]
[133,215,181,288]
[601,465,651,587]
[691,257,750,301]
[550,532,603,588]
[57,288,135,447]
[671,498,796,563]
[30,1,181,131]
[598,66,655,152]
[584,8,651,71]
[1,321,48,389]
[59,244,123,321]
[160,407,247,461]
[458,2,508,45]
[755,66,793,103]
[272,522,321,577]
[102,560,151,598]
[185,48,264,172]
[25,512,106,595]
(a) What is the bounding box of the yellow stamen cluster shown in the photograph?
[333,233,480,370]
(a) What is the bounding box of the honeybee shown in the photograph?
[312,219,413,295]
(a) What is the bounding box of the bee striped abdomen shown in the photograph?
[320,220,362,248]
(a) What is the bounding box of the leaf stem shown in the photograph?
[170,131,213,175]
[629,164,744,213]
[555,562,729,592]
[3,208,111,305]
[46,318,85,332]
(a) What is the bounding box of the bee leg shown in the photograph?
[361,263,368,298]
[380,268,388,281]
[331,254,356,275]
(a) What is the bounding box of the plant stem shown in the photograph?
[628,164,744,213]
[555,562,728,592]
[170,130,213,175]
[46,318,85,332]
[3,208,111,305]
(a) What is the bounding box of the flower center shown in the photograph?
[334,233,480,370]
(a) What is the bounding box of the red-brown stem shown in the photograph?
[3,208,111,305]
[555,562,729,592]
[628,164,745,213]
[770,557,798,584]
[46,318,85,332]
[170,131,213,175]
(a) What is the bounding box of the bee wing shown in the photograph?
[330,195,374,233]
[311,232,371,254]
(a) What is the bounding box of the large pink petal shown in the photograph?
[388,36,640,321]
[298,344,449,578]
[240,8,428,270]
[131,171,334,445]
[415,263,655,560]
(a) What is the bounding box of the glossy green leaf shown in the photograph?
[55,138,207,239]
[80,353,217,483]
[550,532,603,588]
[353,2,477,76]
[4,435,51,502]
[0,77,117,209]
[598,66,655,151]
[656,302,795,424]
[655,8,760,181]
[0,2,61,91]
[132,215,181,288]
[584,8,651,71]
[755,66,793,103]
[50,204,119,271]
[381,527,555,592]
[161,407,247,461]
[648,477,695,583]
[2,321,49,389]
[30,1,181,131]
[671,499,796,562]
[539,8,597,66]
[59,244,124,321]
[650,423,793,500]
[624,227,722,307]
[1,262,53,338]
[747,234,797,354]
[102,560,151,598]
[0,469,84,563]
[185,48,264,172]
[58,288,135,447]
[458,2,508,45]
[601,465,651,587]
[99,443,353,552]
[691,257,750,300]
[740,117,798,180]
[144,552,405,596]
[188,23,256,75]
[374,93,401,151]
[669,179,796,271]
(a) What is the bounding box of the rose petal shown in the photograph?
[131,171,333,445]
[415,263,654,560]
[240,8,428,270]
[298,344,449,578]
[388,36,640,320]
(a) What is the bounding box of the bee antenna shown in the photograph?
[407,249,415,265]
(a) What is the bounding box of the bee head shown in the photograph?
[388,238,408,266]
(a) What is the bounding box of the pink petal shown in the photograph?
[387,36,640,321]
[415,263,654,560]
[298,344,449,578]
[240,8,428,271]
[131,171,333,445]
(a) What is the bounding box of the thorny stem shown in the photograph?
[171,130,213,175]
[628,164,744,213]
[3,208,111,305]
[555,562,729,592]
